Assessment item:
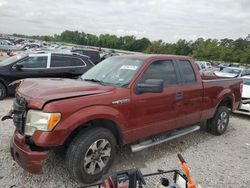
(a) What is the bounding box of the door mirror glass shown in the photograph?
[136,79,164,94]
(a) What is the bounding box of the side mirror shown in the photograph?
[135,79,164,94]
[14,63,23,70]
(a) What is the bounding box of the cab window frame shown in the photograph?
[137,59,180,88]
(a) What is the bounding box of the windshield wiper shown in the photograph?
[84,78,104,85]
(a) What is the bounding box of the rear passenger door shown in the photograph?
[49,55,88,78]
[175,60,203,127]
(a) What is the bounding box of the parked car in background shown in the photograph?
[0,51,94,99]
[235,76,250,115]
[218,63,230,71]
[0,40,18,51]
[20,43,42,51]
[196,61,212,71]
[195,61,215,77]
[71,48,101,64]
[214,67,250,78]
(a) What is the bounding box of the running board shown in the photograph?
[130,125,200,152]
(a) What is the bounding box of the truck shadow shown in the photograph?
[111,129,214,172]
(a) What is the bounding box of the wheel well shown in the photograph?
[218,97,232,110]
[0,80,7,92]
[64,119,123,147]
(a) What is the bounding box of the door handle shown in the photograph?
[176,92,183,100]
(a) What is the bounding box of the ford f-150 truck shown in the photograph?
[2,55,242,184]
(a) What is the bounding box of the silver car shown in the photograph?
[0,40,18,51]
[214,67,250,78]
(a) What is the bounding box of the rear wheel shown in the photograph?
[65,127,116,184]
[0,82,7,100]
[208,106,229,135]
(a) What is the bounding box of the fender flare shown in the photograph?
[58,105,129,145]
[212,91,234,117]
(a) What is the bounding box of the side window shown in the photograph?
[50,55,85,67]
[80,57,93,67]
[177,60,196,83]
[71,57,86,67]
[139,60,178,87]
[20,56,47,68]
[241,70,246,76]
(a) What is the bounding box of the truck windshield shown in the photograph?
[81,56,144,87]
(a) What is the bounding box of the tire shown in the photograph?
[65,127,117,184]
[208,106,229,135]
[0,82,7,100]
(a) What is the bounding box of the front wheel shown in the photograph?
[65,127,117,184]
[0,82,7,100]
[208,106,230,135]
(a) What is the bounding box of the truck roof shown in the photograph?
[120,54,192,61]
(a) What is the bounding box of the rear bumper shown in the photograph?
[10,131,48,173]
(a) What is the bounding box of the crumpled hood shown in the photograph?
[214,71,238,78]
[16,78,114,109]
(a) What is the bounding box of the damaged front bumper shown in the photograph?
[10,130,48,173]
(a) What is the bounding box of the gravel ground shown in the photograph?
[0,98,250,188]
[0,52,9,61]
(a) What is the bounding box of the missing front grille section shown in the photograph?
[13,95,27,133]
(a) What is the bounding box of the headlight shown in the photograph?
[24,110,61,136]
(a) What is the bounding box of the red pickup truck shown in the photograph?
[3,55,242,184]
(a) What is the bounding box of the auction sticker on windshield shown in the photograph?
[120,65,138,70]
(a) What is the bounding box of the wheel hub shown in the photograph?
[84,139,111,175]
[217,111,228,132]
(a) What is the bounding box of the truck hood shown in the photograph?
[16,78,114,109]
[214,71,238,78]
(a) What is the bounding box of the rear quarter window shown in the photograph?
[51,55,86,67]
[177,60,196,84]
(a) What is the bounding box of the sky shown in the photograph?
[0,0,249,42]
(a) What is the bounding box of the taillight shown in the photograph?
[240,83,243,95]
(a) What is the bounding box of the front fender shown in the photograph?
[32,105,128,147]
[62,105,128,133]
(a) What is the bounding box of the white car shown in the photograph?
[214,67,250,78]
[236,76,250,115]
[196,61,212,71]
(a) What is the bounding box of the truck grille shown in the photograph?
[13,95,27,133]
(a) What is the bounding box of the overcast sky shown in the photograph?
[0,0,249,42]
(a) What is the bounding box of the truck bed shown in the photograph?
[201,78,242,120]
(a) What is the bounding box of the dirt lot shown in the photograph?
[0,52,9,62]
[0,98,250,188]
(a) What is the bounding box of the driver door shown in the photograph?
[130,60,182,141]
[11,54,49,79]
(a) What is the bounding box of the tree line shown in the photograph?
[13,31,250,64]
